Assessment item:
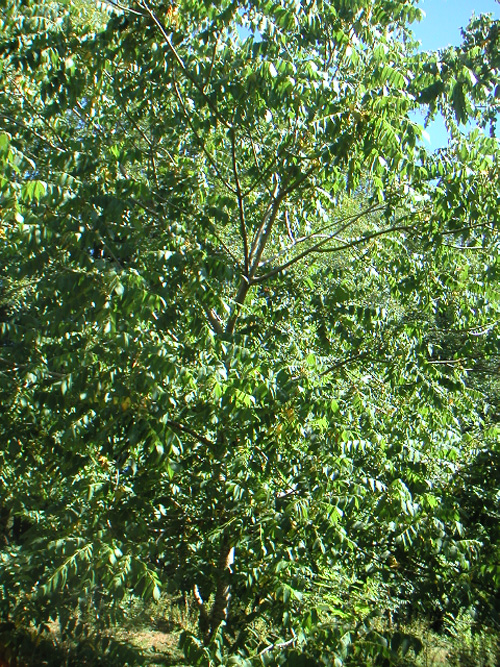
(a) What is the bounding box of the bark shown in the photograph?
[0,506,10,547]
[208,539,233,635]
[194,538,234,643]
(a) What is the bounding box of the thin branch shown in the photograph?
[242,133,294,199]
[258,633,297,657]
[259,201,388,269]
[245,128,271,196]
[248,165,319,277]
[94,233,126,271]
[219,171,291,331]
[225,277,251,335]
[427,359,466,365]
[6,75,66,146]
[254,445,292,491]
[248,179,280,266]
[253,223,413,284]
[0,114,65,153]
[170,71,234,192]
[204,307,224,335]
[78,75,174,173]
[452,320,500,336]
[102,0,144,15]
[167,419,214,448]
[249,185,285,276]
[211,231,242,266]
[138,0,230,128]
[202,33,220,93]
[441,219,497,236]
[285,210,295,244]
[106,89,178,169]
[280,164,319,198]
[320,352,370,377]
[441,243,489,252]
[231,127,250,275]
[470,324,499,337]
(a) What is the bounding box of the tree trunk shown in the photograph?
[194,538,234,643]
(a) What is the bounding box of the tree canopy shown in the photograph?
[1,0,500,664]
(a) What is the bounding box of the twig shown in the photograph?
[258,201,388,268]
[258,632,297,657]
[138,0,230,128]
[202,33,220,93]
[253,223,412,284]
[170,71,234,192]
[320,351,370,377]
[167,420,214,448]
[102,0,144,15]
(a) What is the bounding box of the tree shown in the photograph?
[1,0,500,663]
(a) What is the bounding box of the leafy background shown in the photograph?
[1,0,500,665]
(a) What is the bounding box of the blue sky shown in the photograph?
[411,0,500,146]
[412,0,499,52]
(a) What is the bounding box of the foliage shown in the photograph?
[443,613,500,667]
[1,0,500,664]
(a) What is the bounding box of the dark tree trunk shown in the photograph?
[194,538,234,644]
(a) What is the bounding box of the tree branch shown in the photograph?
[103,0,144,15]
[138,0,230,129]
[248,161,320,274]
[320,351,370,377]
[204,307,224,335]
[210,231,242,267]
[248,179,281,270]
[258,201,388,269]
[170,70,234,192]
[253,223,413,284]
[202,33,220,93]
[242,132,295,199]
[225,277,251,335]
[231,127,250,275]
[0,113,65,154]
[166,420,214,448]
